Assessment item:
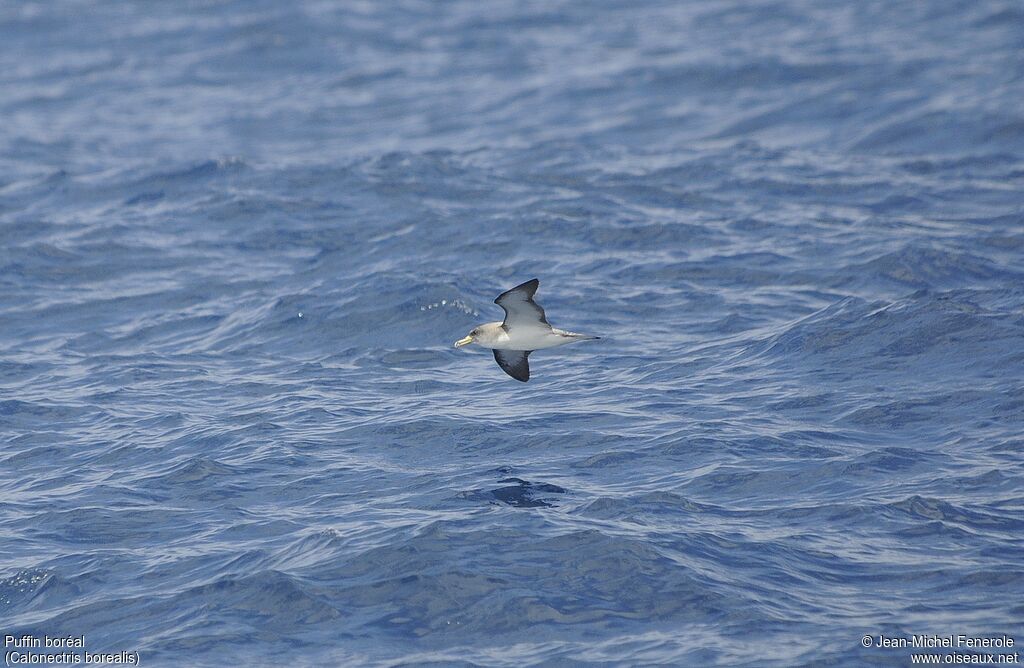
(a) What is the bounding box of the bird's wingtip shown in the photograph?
[521,278,540,292]
[495,278,541,304]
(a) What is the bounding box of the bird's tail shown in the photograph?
[565,331,600,341]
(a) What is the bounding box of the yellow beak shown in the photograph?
[454,335,474,348]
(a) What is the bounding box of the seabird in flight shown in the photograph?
[454,278,599,382]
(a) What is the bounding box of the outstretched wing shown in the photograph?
[495,278,548,331]
[493,349,531,382]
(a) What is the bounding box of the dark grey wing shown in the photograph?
[495,278,548,331]
[493,349,531,382]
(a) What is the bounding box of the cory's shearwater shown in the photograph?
[454,278,599,382]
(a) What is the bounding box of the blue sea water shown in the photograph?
[2,0,1023,665]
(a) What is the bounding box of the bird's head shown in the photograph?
[454,323,502,348]
[454,327,479,348]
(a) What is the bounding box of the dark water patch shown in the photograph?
[457,478,567,508]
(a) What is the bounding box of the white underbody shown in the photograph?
[476,321,589,351]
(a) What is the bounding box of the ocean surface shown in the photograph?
[2,1,1023,666]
